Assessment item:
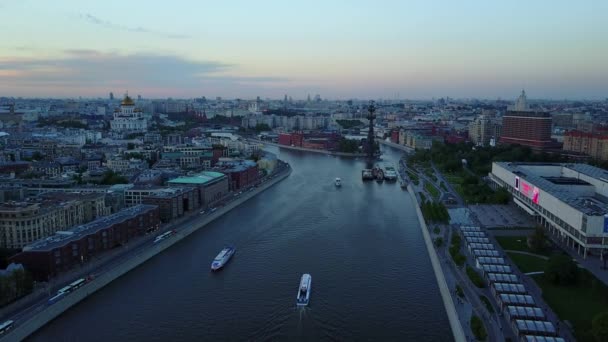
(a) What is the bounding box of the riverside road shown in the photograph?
[29,146,452,341]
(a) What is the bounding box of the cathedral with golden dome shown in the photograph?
[110,93,148,133]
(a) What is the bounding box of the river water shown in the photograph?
[30,146,452,341]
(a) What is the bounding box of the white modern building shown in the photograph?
[110,94,148,133]
[490,162,608,257]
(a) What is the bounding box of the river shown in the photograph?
[29,146,452,341]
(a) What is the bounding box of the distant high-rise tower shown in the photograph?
[500,90,555,150]
[307,94,311,102]
[137,95,142,101]
[109,92,114,100]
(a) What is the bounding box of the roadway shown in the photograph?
[0,162,290,337]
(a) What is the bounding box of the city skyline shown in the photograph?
[0,0,607,99]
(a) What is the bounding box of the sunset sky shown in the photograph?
[1,0,607,99]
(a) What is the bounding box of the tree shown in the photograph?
[545,253,579,285]
[528,227,547,253]
[99,170,129,185]
[592,311,608,342]
[31,151,44,161]
[254,123,271,132]
[493,187,511,204]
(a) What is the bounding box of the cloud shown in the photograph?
[80,13,190,39]
[0,50,289,97]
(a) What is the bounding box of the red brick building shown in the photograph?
[11,205,160,281]
[214,160,259,191]
[500,110,557,149]
[390,130,400,143]
[278,132,338,150]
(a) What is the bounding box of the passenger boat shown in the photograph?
[383,163,398,181]
[335,177,341,187]
[361,169,373,181]
[296,273,312,306]
[211,246,235,271]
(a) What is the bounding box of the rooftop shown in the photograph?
[23,204,157,252]
[495,162,608,216]
[168,171,226,185]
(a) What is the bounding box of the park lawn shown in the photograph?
[532,271,608,342]
[495,236,552,256]
[444,173,466,199]
[506,252,548,273]
[495,236,529,251]
[424,181,440,200]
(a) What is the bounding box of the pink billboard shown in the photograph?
[519,179,540,204]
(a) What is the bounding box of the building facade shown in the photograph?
[0,192,109,249]
[168,171,229,206]
[489,162,608,257]
[563,130,608,161]
[10,205,160,280]
[469,115,502,146]
[499,91,556,150]
[142,187,200,222]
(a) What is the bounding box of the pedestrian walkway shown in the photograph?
[504,250,549,260]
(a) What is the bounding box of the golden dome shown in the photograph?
[121,94,135,106]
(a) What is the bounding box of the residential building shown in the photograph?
[563,130,608,161]
[106,157,149,173]
[161,145,213,169]
[0,192,109,249]
[10,205,160,280]
[469,115,502,146]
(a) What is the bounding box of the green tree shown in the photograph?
[528,227,547,253]
[545,253,579,285]
[592,311,608,342]
[99,170,129,185]
[31,151,44,161]
[254,123,271,132]
[470,315,488,341]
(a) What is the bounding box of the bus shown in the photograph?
[0,320,14,335]
[48,292,66,305]
[153,230,175,244]
[57,285,72,295]
[69,278,86,290]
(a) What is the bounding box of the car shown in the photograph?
[199,210,206,215]
[210,207,217,212]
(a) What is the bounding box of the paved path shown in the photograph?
[547,232,608,287]
[407,185,467,342]
[504,250,549,260]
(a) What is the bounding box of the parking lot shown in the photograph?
[469,204,536,228]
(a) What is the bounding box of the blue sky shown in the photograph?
[0,0,607,99]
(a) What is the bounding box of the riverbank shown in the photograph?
[1,166,292,342]
[248,139,369,158]
[407,183,466,342]
[379,139,414,153]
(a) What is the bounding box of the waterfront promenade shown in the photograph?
[0,163,291,342]
[247,138,369,158]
